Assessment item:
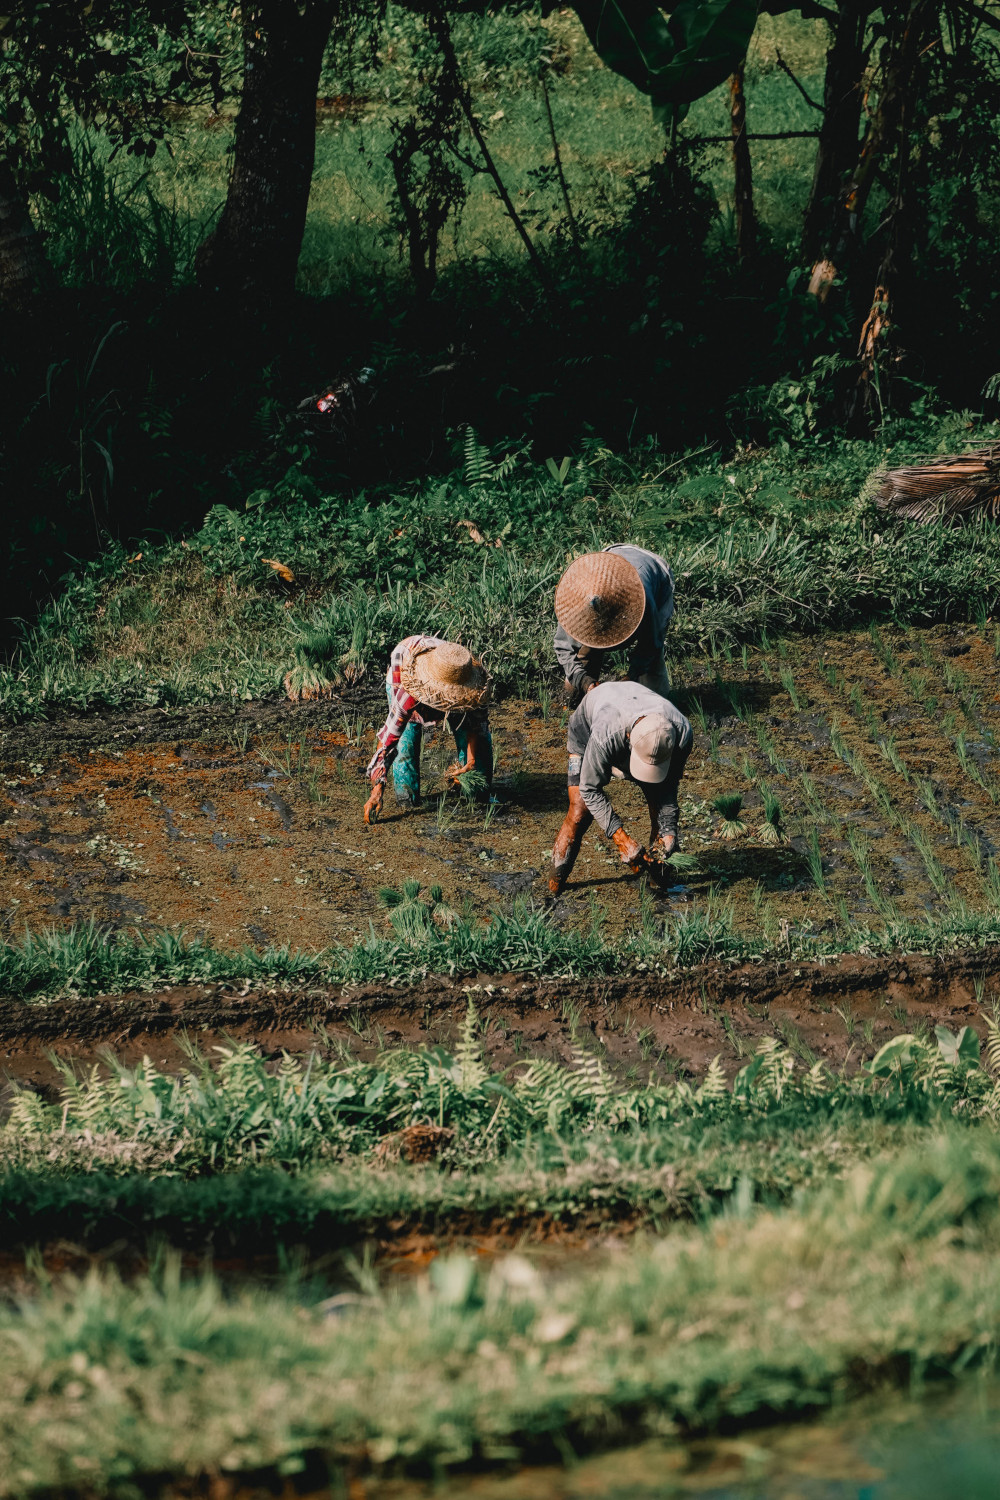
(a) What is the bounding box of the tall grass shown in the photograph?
[4,1131,1000,1491]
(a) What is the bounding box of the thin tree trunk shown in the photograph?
[802,0,873,271]
[196,0,335,304]
[0,160,47,311]
[729,62,755,262]
[855,0,937,413]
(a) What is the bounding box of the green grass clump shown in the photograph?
[713,792,747,839]
[757,786,784,845]
[5,1130,1000,1491]
[9,895,1000,1001]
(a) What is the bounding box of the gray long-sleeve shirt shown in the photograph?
[567,681,692,837]
[554,544,674,691]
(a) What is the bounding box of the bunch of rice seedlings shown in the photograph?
[757,787,784,845]
[713,792,747,839]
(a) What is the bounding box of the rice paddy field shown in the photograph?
[4,417,1000,1492]
[5,3,1000,1487]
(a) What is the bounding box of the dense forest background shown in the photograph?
[2,0,1000,643]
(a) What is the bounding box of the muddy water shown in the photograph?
[150,1379,1000,1499]
[397,1382,1000,1498]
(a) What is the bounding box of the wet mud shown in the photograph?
[1,940,996,1097]
[3,623,1000,964]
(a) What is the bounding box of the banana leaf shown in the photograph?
[571,0,760,122]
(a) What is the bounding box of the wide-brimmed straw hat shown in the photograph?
[554,552,645,648]
[399,641,492,712]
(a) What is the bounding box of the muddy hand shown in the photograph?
[444,760,467,789]
[363,783,384,825]
[611,827,645,875]
[649,833,677,859]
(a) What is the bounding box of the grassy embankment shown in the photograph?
[2,414,997,721]
[3,1123,1000,1493]
[0,1012,999,1492]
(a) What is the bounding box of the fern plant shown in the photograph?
[463,426,519,490]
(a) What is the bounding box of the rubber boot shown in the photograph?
[549,786,593,894]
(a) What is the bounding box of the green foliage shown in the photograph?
[571,0,759,122]
[3,1010,996,1180]
[6,1130,1000,1490]
[713,791,746,838]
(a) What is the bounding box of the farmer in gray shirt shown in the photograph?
[554,545,674,707]
[549,681,693,896]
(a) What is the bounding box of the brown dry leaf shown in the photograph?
[127,552,142,563]
[456,519,486,545]
[263,557,295,583]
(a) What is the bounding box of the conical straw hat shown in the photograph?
[554,552,645,648]
[399,641,492,712]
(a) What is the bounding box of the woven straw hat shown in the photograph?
[399,641,492,711]
[554,552,645,648]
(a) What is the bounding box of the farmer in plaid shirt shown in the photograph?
[364,636,493,823]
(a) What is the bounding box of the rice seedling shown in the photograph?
[846,827,898,919]
[799,772,829,823]
[757,787,784,845]
[907,824,953,900]
[868,624,899,674]
[955,733,1000,803]
[805,827,826,893]
[721,1012,752,1058]
[713,792,747,839]
[689,697,709,735]
[753,720,788,775]
[834,1002,857,1039]
[916,778,940,817]
[877,733,910,782]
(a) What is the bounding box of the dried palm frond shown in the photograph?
[873,445,1000,525]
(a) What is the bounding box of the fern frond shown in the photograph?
[455,997,487,1092]
[696,1055,728,1106]
[981,1006,1000,1077]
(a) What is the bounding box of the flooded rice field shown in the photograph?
[2,622,1000,959]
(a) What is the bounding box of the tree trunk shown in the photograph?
[802,0,873,269]
[729,62,755,262]
[0,160,47,312]
[196,0,335,305]
[855,0,937,414]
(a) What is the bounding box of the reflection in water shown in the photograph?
[368,1376,1000,1499]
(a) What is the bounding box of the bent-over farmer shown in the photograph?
[364,636,493,824]
[549,681,692,896]
[554,545,674,707]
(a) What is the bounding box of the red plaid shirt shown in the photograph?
[366,635,445,783]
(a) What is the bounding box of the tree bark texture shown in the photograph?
[0,160,47,312]
[196,0,336,304]
[729,62,755,262]
[801,0,873,266]
[855,0,938,413]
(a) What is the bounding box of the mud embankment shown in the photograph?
[1,943,997,1093]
